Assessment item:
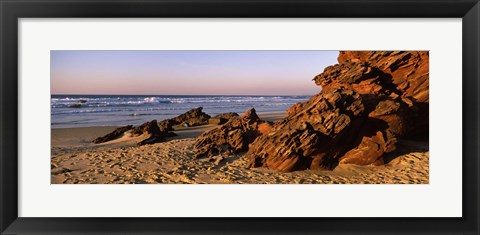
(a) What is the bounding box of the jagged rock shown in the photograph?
[245,88,366,172]
[68,104,82,108]
[157,119,176,132]
[93,120,174,146]
[156,107,211,131]
[132,120,161,136]
[332,51,429,141]
[92,125,133,144]
[286,102,305,116]
[131,120,171,146]
[194,108,272,158]
[339,130,397,165]
[172,107,211,127]
[214,112,240,119]
[337,51,429,103]
[314,62,383,90]
[246,51,428,171]
[209,112,239,125]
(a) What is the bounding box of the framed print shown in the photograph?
[1,0,479,234]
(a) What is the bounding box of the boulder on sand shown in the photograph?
[193,108,272,159]
[171,107,211,127]
[92,125,133,144]
[208,112,239,125]
[92,120,174,146]
[157,107,211,130]
[157,119,176,132]
[132,120,171,146]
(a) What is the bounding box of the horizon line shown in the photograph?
[50,93,317,96]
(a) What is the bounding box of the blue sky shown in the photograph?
[51,51,339,95]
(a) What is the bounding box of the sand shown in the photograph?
[51,112,429,184]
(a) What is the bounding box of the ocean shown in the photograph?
[51,95,311,128]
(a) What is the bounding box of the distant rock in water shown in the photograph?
[78,99,87,103]
[157,107,211,130]
[92,125,133,144]
[68,104,82,108]
[194,108,272,159]
[244,51,429,172]
[208,112,239,125]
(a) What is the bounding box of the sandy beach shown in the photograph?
[51,112,429,184]
[50,51,430,184]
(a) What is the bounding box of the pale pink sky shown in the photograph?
[51,51,339,95]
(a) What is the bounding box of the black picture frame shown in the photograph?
[1,0,478,234]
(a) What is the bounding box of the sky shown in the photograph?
[51,51,339,96]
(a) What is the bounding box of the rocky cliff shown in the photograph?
[244,51,429,172]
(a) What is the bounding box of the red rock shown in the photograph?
[286,102,304,116]
[193,108,271,158]
[245,51,428,171]
[337,51,429,103]
[245,88,366,172]
[339,130,397,165]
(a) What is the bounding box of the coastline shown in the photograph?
[51,112,286,148]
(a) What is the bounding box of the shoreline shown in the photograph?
[51,112,286,149]
[50,112,287,130]
[50,111,288,130]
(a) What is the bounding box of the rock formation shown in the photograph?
[92,125,133,144]
[157,107,211,130]
[193,108,272,159]
[131,120,173,146]
[244,51,429,172]
[245,88,366,172]
[208,112,239,125]
[92,120,174,146]
[93,108,211,146]
[157,119,176,132]
[68,104,82,108]
[171,107,211,127]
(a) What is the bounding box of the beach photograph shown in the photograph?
[51,50,429,184]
